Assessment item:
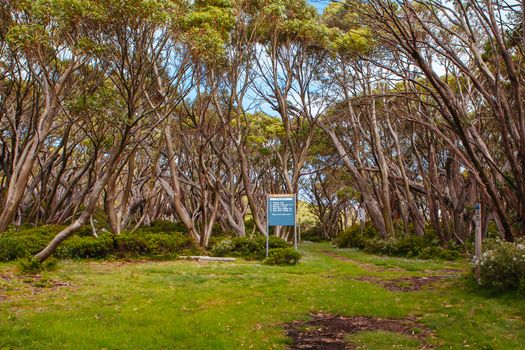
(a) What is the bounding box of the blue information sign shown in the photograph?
[266,194,297,258]
[268,196,296,226]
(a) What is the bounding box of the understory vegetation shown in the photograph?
[333,224,463,260]
[0,223,198,262]
[210,235,289,260]
[475,238,525,296]
[0,222,302,268]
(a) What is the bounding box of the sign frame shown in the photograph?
[266,194,298,258]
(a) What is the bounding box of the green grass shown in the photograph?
[347,330,421,350]
[0,242,524,349]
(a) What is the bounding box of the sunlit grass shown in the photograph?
[0,242,523,349]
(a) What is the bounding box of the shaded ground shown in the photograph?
[285,313,433,350]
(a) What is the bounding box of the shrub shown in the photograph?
[0,225,67,261]
[0,236,28,261]
[264,248,301,265]
[114,231,199,258]
[333,224,377,249]
[57,234,114,259]
[10,225,64,255]
[418,246,460,260]
[475,238,525,294]
[0,224,201,262]
[333,224,462,260]
[18,257,57,274]
[143,233,195,257]
[210,238,235,257]
[301,226,327,243]
[113,233,148,257]
[210,235,289,260]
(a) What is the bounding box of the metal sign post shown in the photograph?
[474,203,482,280]
[266,194,297,258]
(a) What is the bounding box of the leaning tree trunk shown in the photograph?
[34,143,122,262]
[319,122,388,238]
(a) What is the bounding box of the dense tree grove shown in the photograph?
[0,0,523,261]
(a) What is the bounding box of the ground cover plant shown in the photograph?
[0,242,524,349]
[0,223,199,262]
[209,235,302,265]
[474,238,525,295]
[333,224,463,260]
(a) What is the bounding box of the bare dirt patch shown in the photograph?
[285,313,433,350]
[0,272,74,302]
[1,273,12,281]
[22,274,73,291]
[322,250,461,292]
[354,275,455,292]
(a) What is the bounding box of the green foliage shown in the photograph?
[210,238,236,256]
[475,238,525,295]
[245,112,285,152]
[210,235,289,260]
[332,223,377,249]
[0,236,28,262]
[181,0,234,64]
[113,233,148,257]
[255,0,333,48]
[143,233,196,257]
[0,225,65,261]
[300,225,328,243]
[330,28,373,56]
[280,18,332,48]
[263,247,301,265]
[17,257,57,274]
[57,234,114,259]
[0,225,198,261]
[333,224,462,260]
[5,23,48,50]
[114,231,198,258]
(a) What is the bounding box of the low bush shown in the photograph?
[300,226,328,243]
[143,233,197,257]
[0,225,67,261]
[418,246,461,260]
[210,235,289,260]
[210,238,235,257]
[0,225,198,261]
[0,236,28,261]
[18,257,57,274]
[264,248,301,265]
[113,233,148,257]
[112,231,198,258]
[57,234,114,259]
[475,238,525,295]
[333,224,462,260]
[333,224,377,250]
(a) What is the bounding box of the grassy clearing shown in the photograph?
[0,242,524,349]
[346,330,421,350]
